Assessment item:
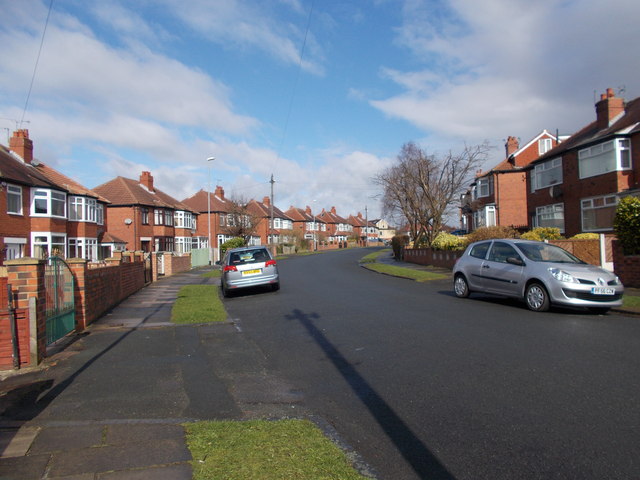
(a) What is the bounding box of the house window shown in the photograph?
[533,158,562,191]
[534,203,564,232]
[154,209,164,225]
[538,138,553,155]
[68,238,98,261]
[32,233,67,259]
[7,185,23,214]
[474,205,496,228]
[32,189,66,217]
[175,211,195,229]
[68,196,97,222]
[175,237,192,254]
[579,139,631,179]
[97,204,104,225]
[476,177,493,198]
[141,207,149,225]
[282,219,292,230]
[165,210,174,226]
[581,194,619,232]
[3,238,26,261]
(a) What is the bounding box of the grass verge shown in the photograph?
[171,285,226,324]
[201,269,221,278]
[622,295,640,312]
[359,249,390,264]
[185,419,369,480]
[362,262,449,282]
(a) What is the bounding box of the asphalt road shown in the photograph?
[224,248,640,480]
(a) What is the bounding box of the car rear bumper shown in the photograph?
[225,273,279,289]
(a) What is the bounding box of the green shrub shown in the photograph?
[570,233,599,240]
[466,226,519,243]
[391,235,410,259]
[431,232,467,251]
[220,237,245,256]
[520,227,562,241]
[614,196,640,255]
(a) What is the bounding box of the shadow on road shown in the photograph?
[287,308,455,480]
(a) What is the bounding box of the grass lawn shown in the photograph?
[359,249,390,264]
[201,269,221,278]
[171,285,226,324]
[622,294,640,312]
[185,419,370,480]
[362,262,449,282]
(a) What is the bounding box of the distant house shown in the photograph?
[1,130,108,263]
[461,130,564,232]
[317,207,352,243]
[285,205,327,244]
[348,212,379,244]
[373,219,395,241]
[247,196,294,245]
[181,185,237,250]
[526,88,640,237]
[93,171,199,253]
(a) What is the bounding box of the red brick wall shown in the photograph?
[0,308,30,368]
[404,248,463,269]
[613,240,640,288]
[164,254,191,276]
[496,172,528,227]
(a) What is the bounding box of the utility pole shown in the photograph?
[365,205,368,247]
[270,174,275,245]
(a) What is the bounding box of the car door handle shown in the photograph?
[482,265,490,269]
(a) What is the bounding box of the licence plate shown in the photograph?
[591,287,615,295]
[242,269,261,276]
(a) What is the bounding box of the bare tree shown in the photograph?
[375,141,490,246]
[223,196,262,245]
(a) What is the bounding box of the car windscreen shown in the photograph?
[228,249,269,266]
[515,242,585,264]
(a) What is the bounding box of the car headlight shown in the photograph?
[549,268,578,283]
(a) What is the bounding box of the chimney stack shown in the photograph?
[331,206,337,215]
[263,196,270,207]
[214,185,225,198]
[505,136,519,158]
[305,206,312,215]
[595,88,625,130]
[140,171,154,192]
[9,129,33,164]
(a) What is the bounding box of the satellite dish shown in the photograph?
[124,218,133,225]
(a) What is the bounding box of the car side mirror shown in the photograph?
[215,260,222,266]
[507,256,525,266]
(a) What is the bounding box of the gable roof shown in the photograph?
[284,206,325,223]
[35,162,110,203]
[181,187,233,214]
[93,175,195,213]
[317,207,348,225]
[0,145,62,189]
[246,198,293,220]
[531,95,640,166]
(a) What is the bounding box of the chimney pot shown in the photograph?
[140,171,154,191]
[9,129,34,164]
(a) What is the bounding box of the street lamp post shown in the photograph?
[207,156,215,264]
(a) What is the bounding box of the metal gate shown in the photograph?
[45,256,75,345]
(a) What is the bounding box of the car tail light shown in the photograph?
[223,265,237,272]
[266,260,277,267]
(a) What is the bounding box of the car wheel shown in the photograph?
[525,282,550,312]
[454,274,470,298]
[221,283,231,298]
[587,307,610,315]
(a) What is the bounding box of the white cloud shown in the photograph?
[372,0,640,148]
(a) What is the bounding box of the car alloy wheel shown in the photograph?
[525,283,550,312]
[454,275,470,298]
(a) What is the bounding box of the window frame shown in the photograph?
[31,188,67,218]
[581,194,619,232]
[534,203,565,233]
[578,138,632,179]
[7,184,23,215]
[532,158,562,191]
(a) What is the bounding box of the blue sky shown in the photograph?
[1,0,639,222]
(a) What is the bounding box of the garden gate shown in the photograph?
[44,256,75,345]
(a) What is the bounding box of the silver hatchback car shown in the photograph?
[453,239,624,313]
[219,246,280,297]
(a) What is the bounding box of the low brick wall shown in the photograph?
[403,248,463,269]
[613,241,640,288]
[0,308,30,369]
[164,253,191,277]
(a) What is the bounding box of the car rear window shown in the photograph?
[469,242,491,259]
[229,249,270,265]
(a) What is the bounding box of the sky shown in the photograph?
[1,0,639,223]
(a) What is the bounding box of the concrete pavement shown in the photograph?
[0,269,230,480]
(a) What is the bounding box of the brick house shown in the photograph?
[93,171,199,253]
[247,196,294,245]
[317,207,352,243]
[285,205,327,244]
[181,185,239,251]
[1,130,108,264]
[348,212,379,245]
[526,88,640,237]
[461,130,562,232]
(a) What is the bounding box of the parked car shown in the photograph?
[219,246,280,297]
[453,239,624,313]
